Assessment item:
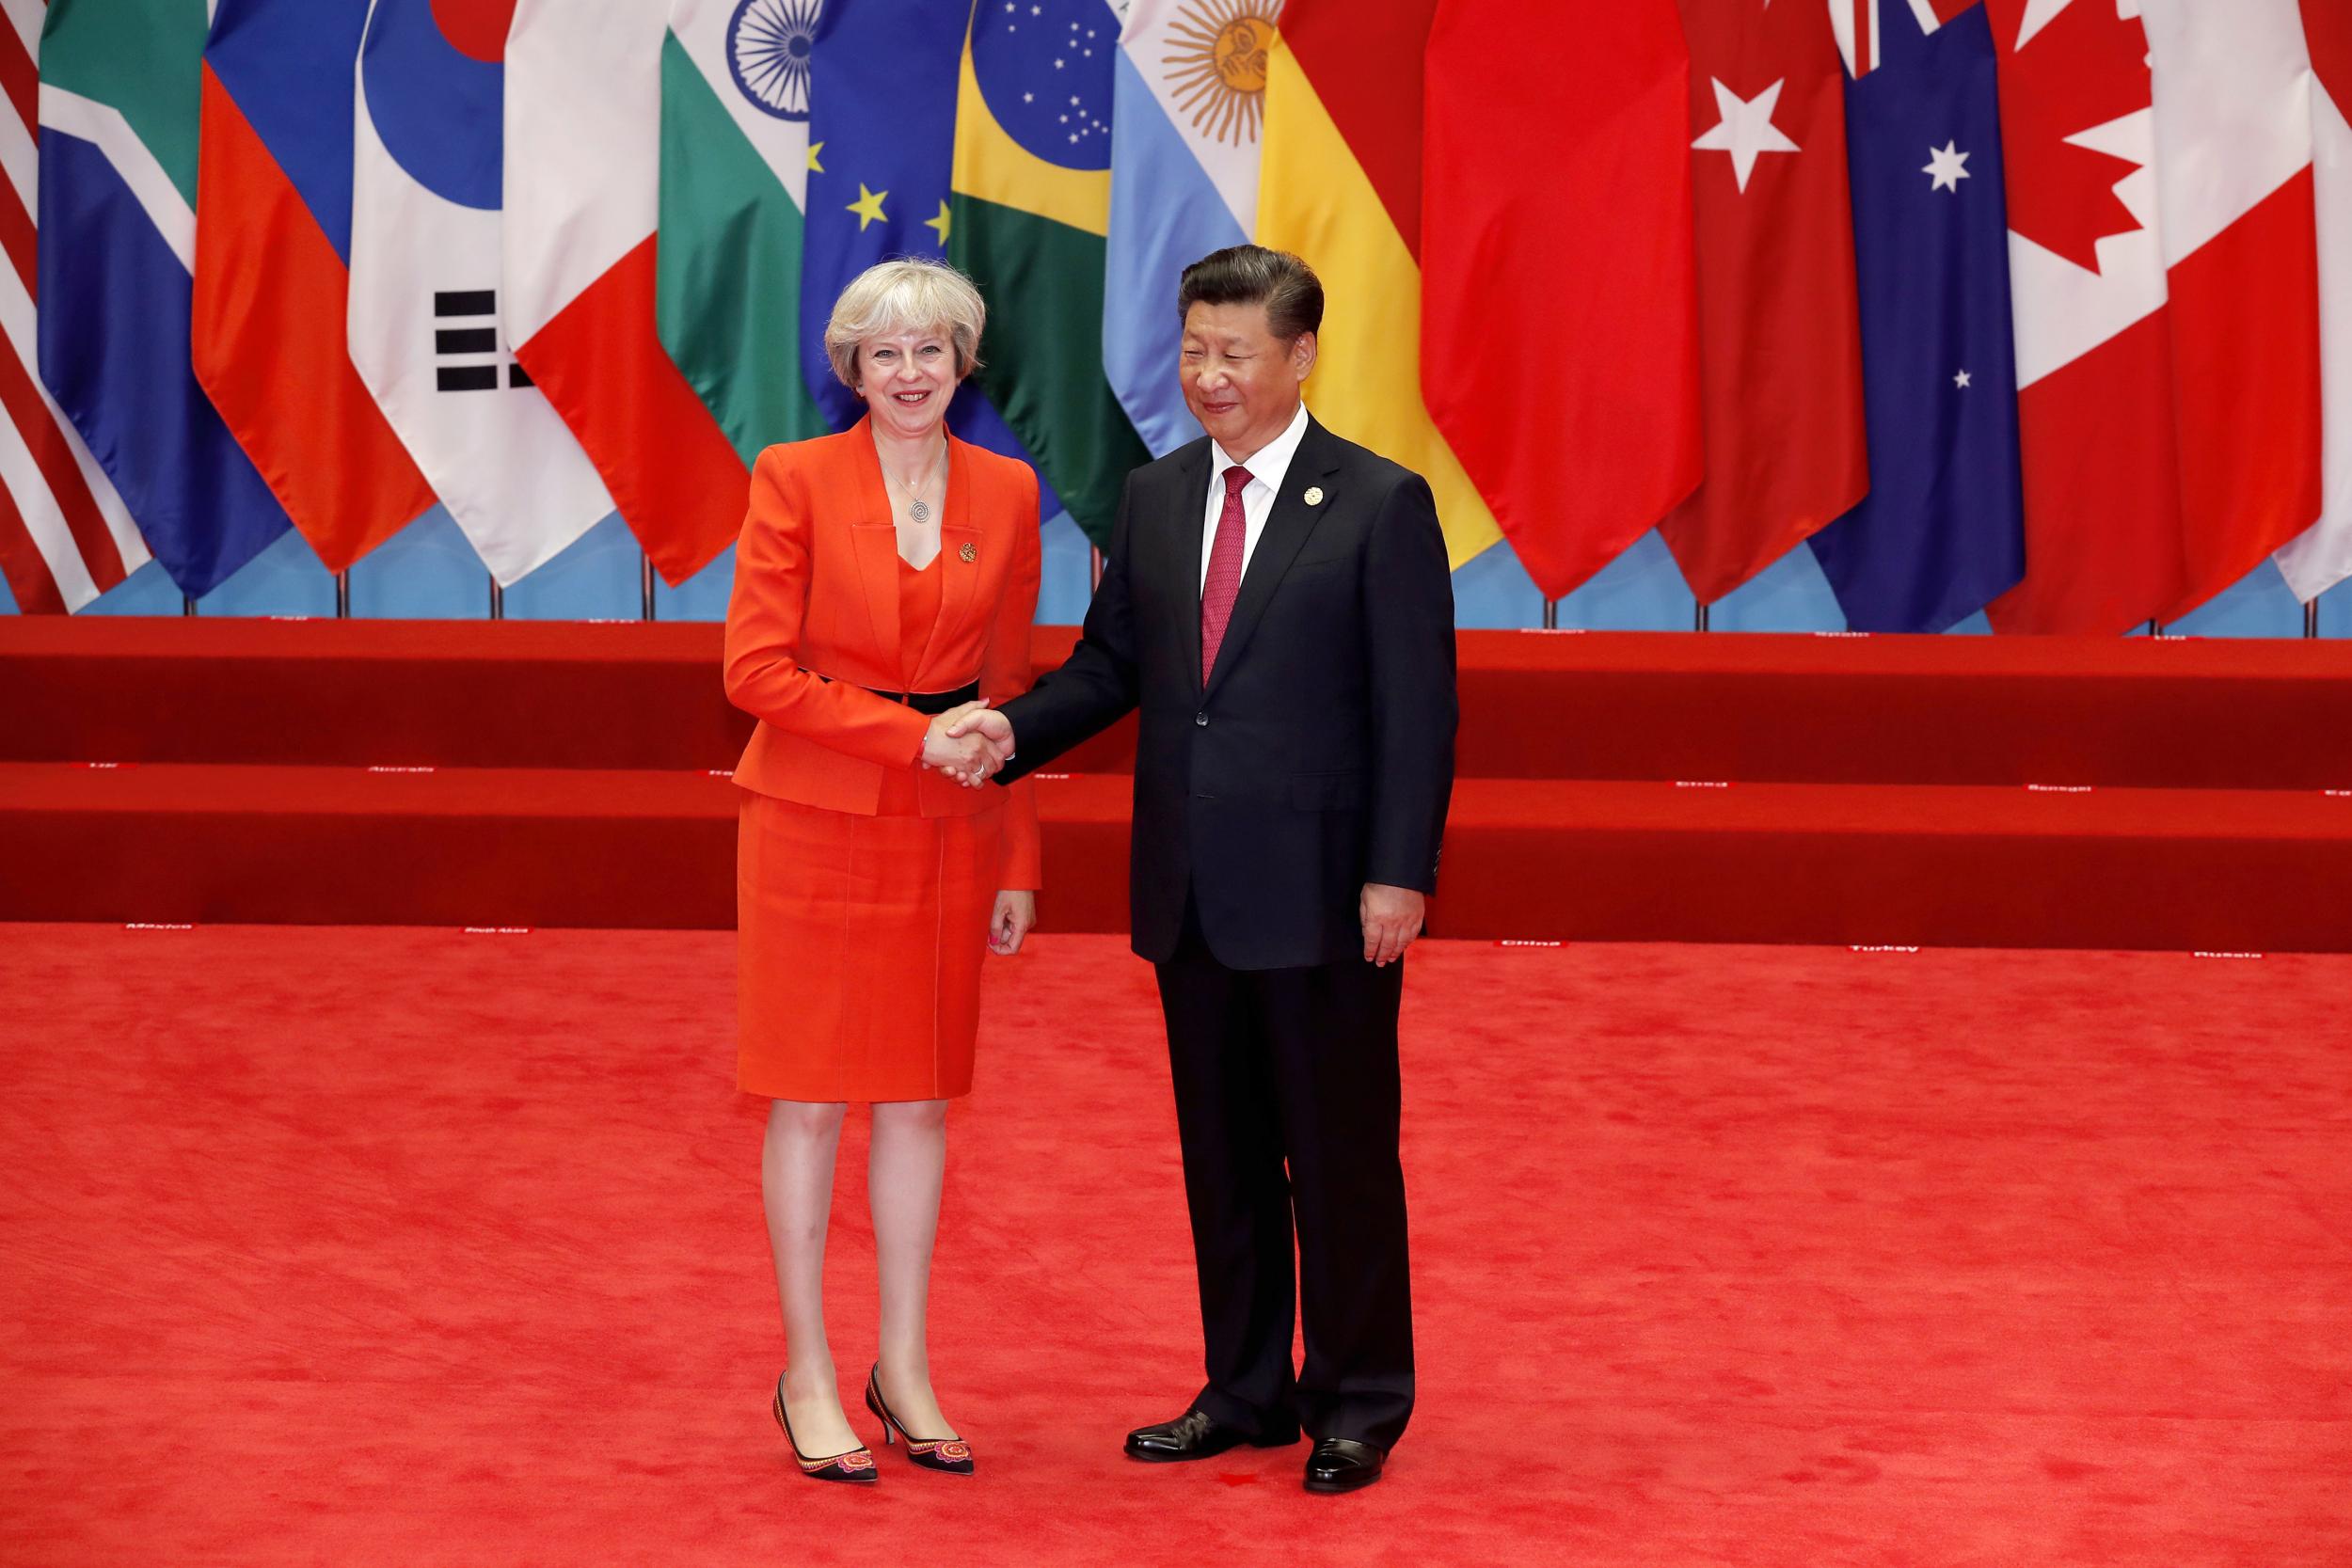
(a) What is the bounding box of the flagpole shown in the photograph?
[641,554,657,622]
[1090,546,1104,592]
[1694,601,1710,633]
[335,570,351,619]
[183,594,198,617]
[2147,619,2164,637]
[2307,594,2322,640]
[1541,598,1558,631]
[489,575,504,621]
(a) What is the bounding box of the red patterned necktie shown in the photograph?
[1200,465,1251,683]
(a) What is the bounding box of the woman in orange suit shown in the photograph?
[722,260,1041,1485]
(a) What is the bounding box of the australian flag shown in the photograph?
[1809,1,2024,634]
[797,0,1061,517]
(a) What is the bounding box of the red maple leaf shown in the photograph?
[1984,0,2151,274]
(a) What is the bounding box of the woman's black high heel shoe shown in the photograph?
[772,1374,877,1483]
[865,1364,976,1475]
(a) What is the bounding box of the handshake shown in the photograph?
[920,700,1017,787]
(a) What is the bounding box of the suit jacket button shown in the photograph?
[1195,711,1209,726]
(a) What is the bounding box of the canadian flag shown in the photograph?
[2140,0,2324,619]
[1981,0,2186,634]
[2273,1,2350,603]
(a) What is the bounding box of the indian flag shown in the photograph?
[949,0,1147,546]
[656,0,830,469]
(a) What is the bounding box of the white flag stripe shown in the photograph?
[1,0,39,61]
[666,0,809,208]
[0,80,33,204]
[36,86,195,273]
[1831,0,1880,78]
[2274,71,2352,601]
[347,0,612,587]
[2141,1,2313,267]
[0,263,138,606]
[502,0,664,349]
[0,407,101,609]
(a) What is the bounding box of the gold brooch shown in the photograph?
[1304,486,1325,507]
[959,541,977,563]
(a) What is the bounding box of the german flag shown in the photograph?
[1254,0,1500,569]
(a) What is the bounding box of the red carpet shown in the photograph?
[5,926,2347,1565]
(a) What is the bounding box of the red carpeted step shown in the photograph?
[8,763,2349,950]
[10,618,2352,786]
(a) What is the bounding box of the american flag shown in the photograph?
[0,0,147,613]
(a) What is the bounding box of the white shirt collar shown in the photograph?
[1210,402,1311,497]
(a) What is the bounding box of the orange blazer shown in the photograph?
[722,420,1043,889]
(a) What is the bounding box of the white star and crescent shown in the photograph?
[1691,78,1801,194]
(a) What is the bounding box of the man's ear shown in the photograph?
[1292,330,1319,381]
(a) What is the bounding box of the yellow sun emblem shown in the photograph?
[1162,0,1280,148]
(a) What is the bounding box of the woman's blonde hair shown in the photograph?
[823,258,987,391]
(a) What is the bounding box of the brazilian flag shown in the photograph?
[948,0,1147,546]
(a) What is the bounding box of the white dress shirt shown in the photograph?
[1199,402,1311,594]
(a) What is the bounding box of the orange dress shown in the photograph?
[727,424,1042,1103]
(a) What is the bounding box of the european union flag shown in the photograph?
[798,0,1061,517]
[1808,2,2024,633]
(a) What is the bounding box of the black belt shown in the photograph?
[816,674,981,717]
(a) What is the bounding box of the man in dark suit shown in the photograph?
[947,245,1456,1494]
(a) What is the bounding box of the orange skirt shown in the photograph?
[736,785,1004,1102]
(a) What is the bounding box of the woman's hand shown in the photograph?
[990,891,1036,955]
[922,705,996,786]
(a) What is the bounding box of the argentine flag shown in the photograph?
[1104,0,1280,458]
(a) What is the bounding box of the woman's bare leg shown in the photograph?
[765,1098,860,1454]
[869,1098,955,1438]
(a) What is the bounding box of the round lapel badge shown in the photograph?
[959,541,977,563]
[1303,486,1325,507]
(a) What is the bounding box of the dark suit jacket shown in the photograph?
[998,415,1457,970]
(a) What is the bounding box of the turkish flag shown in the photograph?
[2141,0,2323,620]
[1659,0,1867,607]
[1980,0,2187,634]
[1422,0,1701,601]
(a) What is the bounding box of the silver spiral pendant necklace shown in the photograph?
[888,440,947,527]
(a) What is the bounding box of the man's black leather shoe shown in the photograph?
[1124,1407,1300,1462]
[1303,1437,1386,1493]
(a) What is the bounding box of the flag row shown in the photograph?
[8,0,2347,637]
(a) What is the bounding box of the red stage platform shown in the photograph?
[5,619,2351,949]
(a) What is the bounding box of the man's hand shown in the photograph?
[1360,883,1425,967]
[946,705,1017,768]
[922,704,997,787]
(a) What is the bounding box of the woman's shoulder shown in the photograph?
[754,427,863,478]
[952,436,1042,502]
